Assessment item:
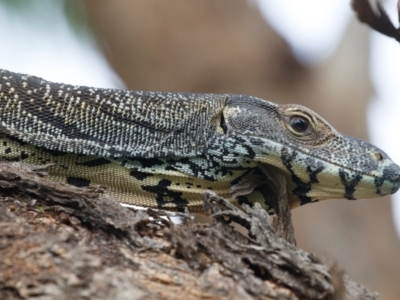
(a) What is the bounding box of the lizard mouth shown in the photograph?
[289,153,400,202]
[306,150,400,184]
[256,139,400,202]
[274,137,400,184]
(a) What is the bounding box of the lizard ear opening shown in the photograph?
[220,113,228,135]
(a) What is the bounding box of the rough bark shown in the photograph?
[0,163,377,299]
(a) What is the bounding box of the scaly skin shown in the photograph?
[0,69,398,212]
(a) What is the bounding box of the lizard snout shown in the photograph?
[382,162,400,187]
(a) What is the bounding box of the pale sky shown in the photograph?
[0,0,122,88]
[257,0,351,64]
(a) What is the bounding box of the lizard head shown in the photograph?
[224,95,400,208]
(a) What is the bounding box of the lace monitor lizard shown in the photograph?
[0,68,399,212]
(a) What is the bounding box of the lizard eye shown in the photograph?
[280,105,333,144]
[290,116,309,133]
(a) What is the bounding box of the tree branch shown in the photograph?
[352,0,400,43]
[0,163,377,299]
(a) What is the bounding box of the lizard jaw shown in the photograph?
[282,160,400,207]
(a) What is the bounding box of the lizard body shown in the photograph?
[0,69,399,212]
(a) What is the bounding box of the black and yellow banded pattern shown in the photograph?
[0,68,399,212]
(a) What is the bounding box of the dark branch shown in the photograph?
[352,0,400,43]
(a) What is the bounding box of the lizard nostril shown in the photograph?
[371,151,383,162]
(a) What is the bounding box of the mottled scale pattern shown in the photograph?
[0,68,399,213]
[0,135,270,212]
[0,69,226,158]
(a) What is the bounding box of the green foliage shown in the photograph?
[0,0,89,35]
[0,0,32,10]
[63,0,89,35]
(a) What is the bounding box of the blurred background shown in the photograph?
[0,0,399,298]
